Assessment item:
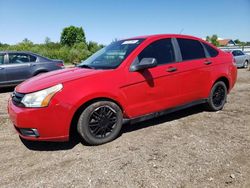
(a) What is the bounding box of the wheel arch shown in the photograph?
[69,97,125,139]
[213,76,230,93]
[32,69,48,76]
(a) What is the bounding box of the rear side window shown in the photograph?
[203,42,219,57]
[0,54,4,64]
[138,39,175,65]
[29,55,37,62]
[177,38,205,61]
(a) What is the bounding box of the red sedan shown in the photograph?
[8,34,237,145]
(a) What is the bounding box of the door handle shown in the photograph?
[166,67,177,72]
[0,67,4,70]
[204,61,212,65]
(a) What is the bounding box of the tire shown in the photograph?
[206,81,227,111]
[77,101,123,145]
[243,60,248,69]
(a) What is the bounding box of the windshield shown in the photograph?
[78,39,144,69]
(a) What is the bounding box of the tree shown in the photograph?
[60,26,86,46]
[88,41,103,53]
[206,35,219,46]
[206,36,210,42]
[44,37,51,44]
[22,38,33,44]
[210,35,219,46]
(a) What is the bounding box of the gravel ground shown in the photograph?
[0,69,250,188]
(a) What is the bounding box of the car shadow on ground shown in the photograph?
[0,87,15,93]
[21,104,205,151]
[121,104,204,134]
[20,135,82,151]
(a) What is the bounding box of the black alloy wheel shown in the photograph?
[77,101,123,145]
[88,106,118,138]
[212,85,226,108]
[206,81,227,111]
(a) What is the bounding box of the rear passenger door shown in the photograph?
[5,53,34,83]
[175,38,212,103]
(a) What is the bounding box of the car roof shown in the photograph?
[124,34,203,41]
[227,49,243,52]
[0,51,40,55]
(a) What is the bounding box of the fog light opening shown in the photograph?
[19,128,40,138]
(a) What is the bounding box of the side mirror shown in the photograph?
[130,58,157,72]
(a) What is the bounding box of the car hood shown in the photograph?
[16,67,104,93]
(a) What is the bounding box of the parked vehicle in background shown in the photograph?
[227,50,250,68]
[8,34,237,145]
[0,51,64,87]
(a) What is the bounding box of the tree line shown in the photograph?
[0,26,104,64]
[1,28,249,64]
[206,34,250,47]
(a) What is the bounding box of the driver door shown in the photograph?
[122,38,182,117]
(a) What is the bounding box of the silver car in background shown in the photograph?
[0,51,64,87]
[228,50,250,68]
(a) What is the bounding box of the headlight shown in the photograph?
[21,84,63,107]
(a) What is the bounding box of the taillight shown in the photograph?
[56,63,64,68]
[232,57,237,66]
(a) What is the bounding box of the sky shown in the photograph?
[0,0,250,45]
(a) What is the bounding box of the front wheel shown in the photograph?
[206,81,227,111]
[77,101,123,145]
[243,60,248,69]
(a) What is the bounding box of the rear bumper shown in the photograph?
[8,99,73,142]
[229,65,237,92]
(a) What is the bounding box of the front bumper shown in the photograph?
[8,99,73,142]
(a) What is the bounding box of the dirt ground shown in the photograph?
[0,69,250,188]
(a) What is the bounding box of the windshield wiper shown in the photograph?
[77,64,95,69]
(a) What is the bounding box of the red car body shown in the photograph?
[8,34,237,142]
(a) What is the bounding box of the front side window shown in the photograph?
[78,39,144,69]
[232,51,238,56]
[9,53,32,64]
[177,38,206,61]
[137,39,175,65]
[0,54,4,64]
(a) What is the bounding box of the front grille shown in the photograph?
[12,91,25,107]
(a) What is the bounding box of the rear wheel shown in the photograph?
[206,81,227,111]
[77,101,123,145]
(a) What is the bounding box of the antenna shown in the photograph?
[179,28,184,34]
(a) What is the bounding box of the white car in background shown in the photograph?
[228,50,250,68]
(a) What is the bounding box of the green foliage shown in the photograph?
[60,26,86,47]
[0,26,104,64]
[0,39,103,65]
[206,34,219,46]
[234,39,240,44]
[234,39,246,46]
[205,35,219,46]
[88,41,103,53]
